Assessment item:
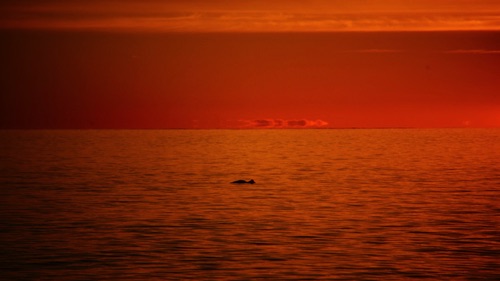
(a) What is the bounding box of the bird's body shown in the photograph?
[231,179,255,184]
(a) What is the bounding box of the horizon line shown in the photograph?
[1,127,497,131]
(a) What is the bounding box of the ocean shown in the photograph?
[1,129,499,280]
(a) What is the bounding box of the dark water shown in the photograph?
[1,129,499,280]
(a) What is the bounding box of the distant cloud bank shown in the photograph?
[241,119,329,129]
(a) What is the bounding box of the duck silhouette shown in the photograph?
[231,179,255,184]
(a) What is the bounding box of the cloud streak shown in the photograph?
[2,13,499,32]
[445,49,500,54]
[241,119,329,129]
[1,1,500,32]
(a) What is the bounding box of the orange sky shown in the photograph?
[1,1,499,128]
[2,0,500,32]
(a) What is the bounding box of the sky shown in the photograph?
[1,0,499,128]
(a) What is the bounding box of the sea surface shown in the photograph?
[1,129,499,280]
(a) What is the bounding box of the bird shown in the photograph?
[231,179,255,184]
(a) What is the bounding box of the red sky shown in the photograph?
[1,0,499,128]
[2,0,500,32]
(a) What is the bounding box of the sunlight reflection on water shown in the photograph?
[1,129,499,280]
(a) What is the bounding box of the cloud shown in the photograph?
[347,48,500,55]
[445,49,500,54]
[287,120,307,127]
[348,49,403,53]
[245,119,284,128]
[242,118,329,129]
[252,119,274,127]
[1,1,500,32]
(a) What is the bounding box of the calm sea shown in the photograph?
[1,129,499,280]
